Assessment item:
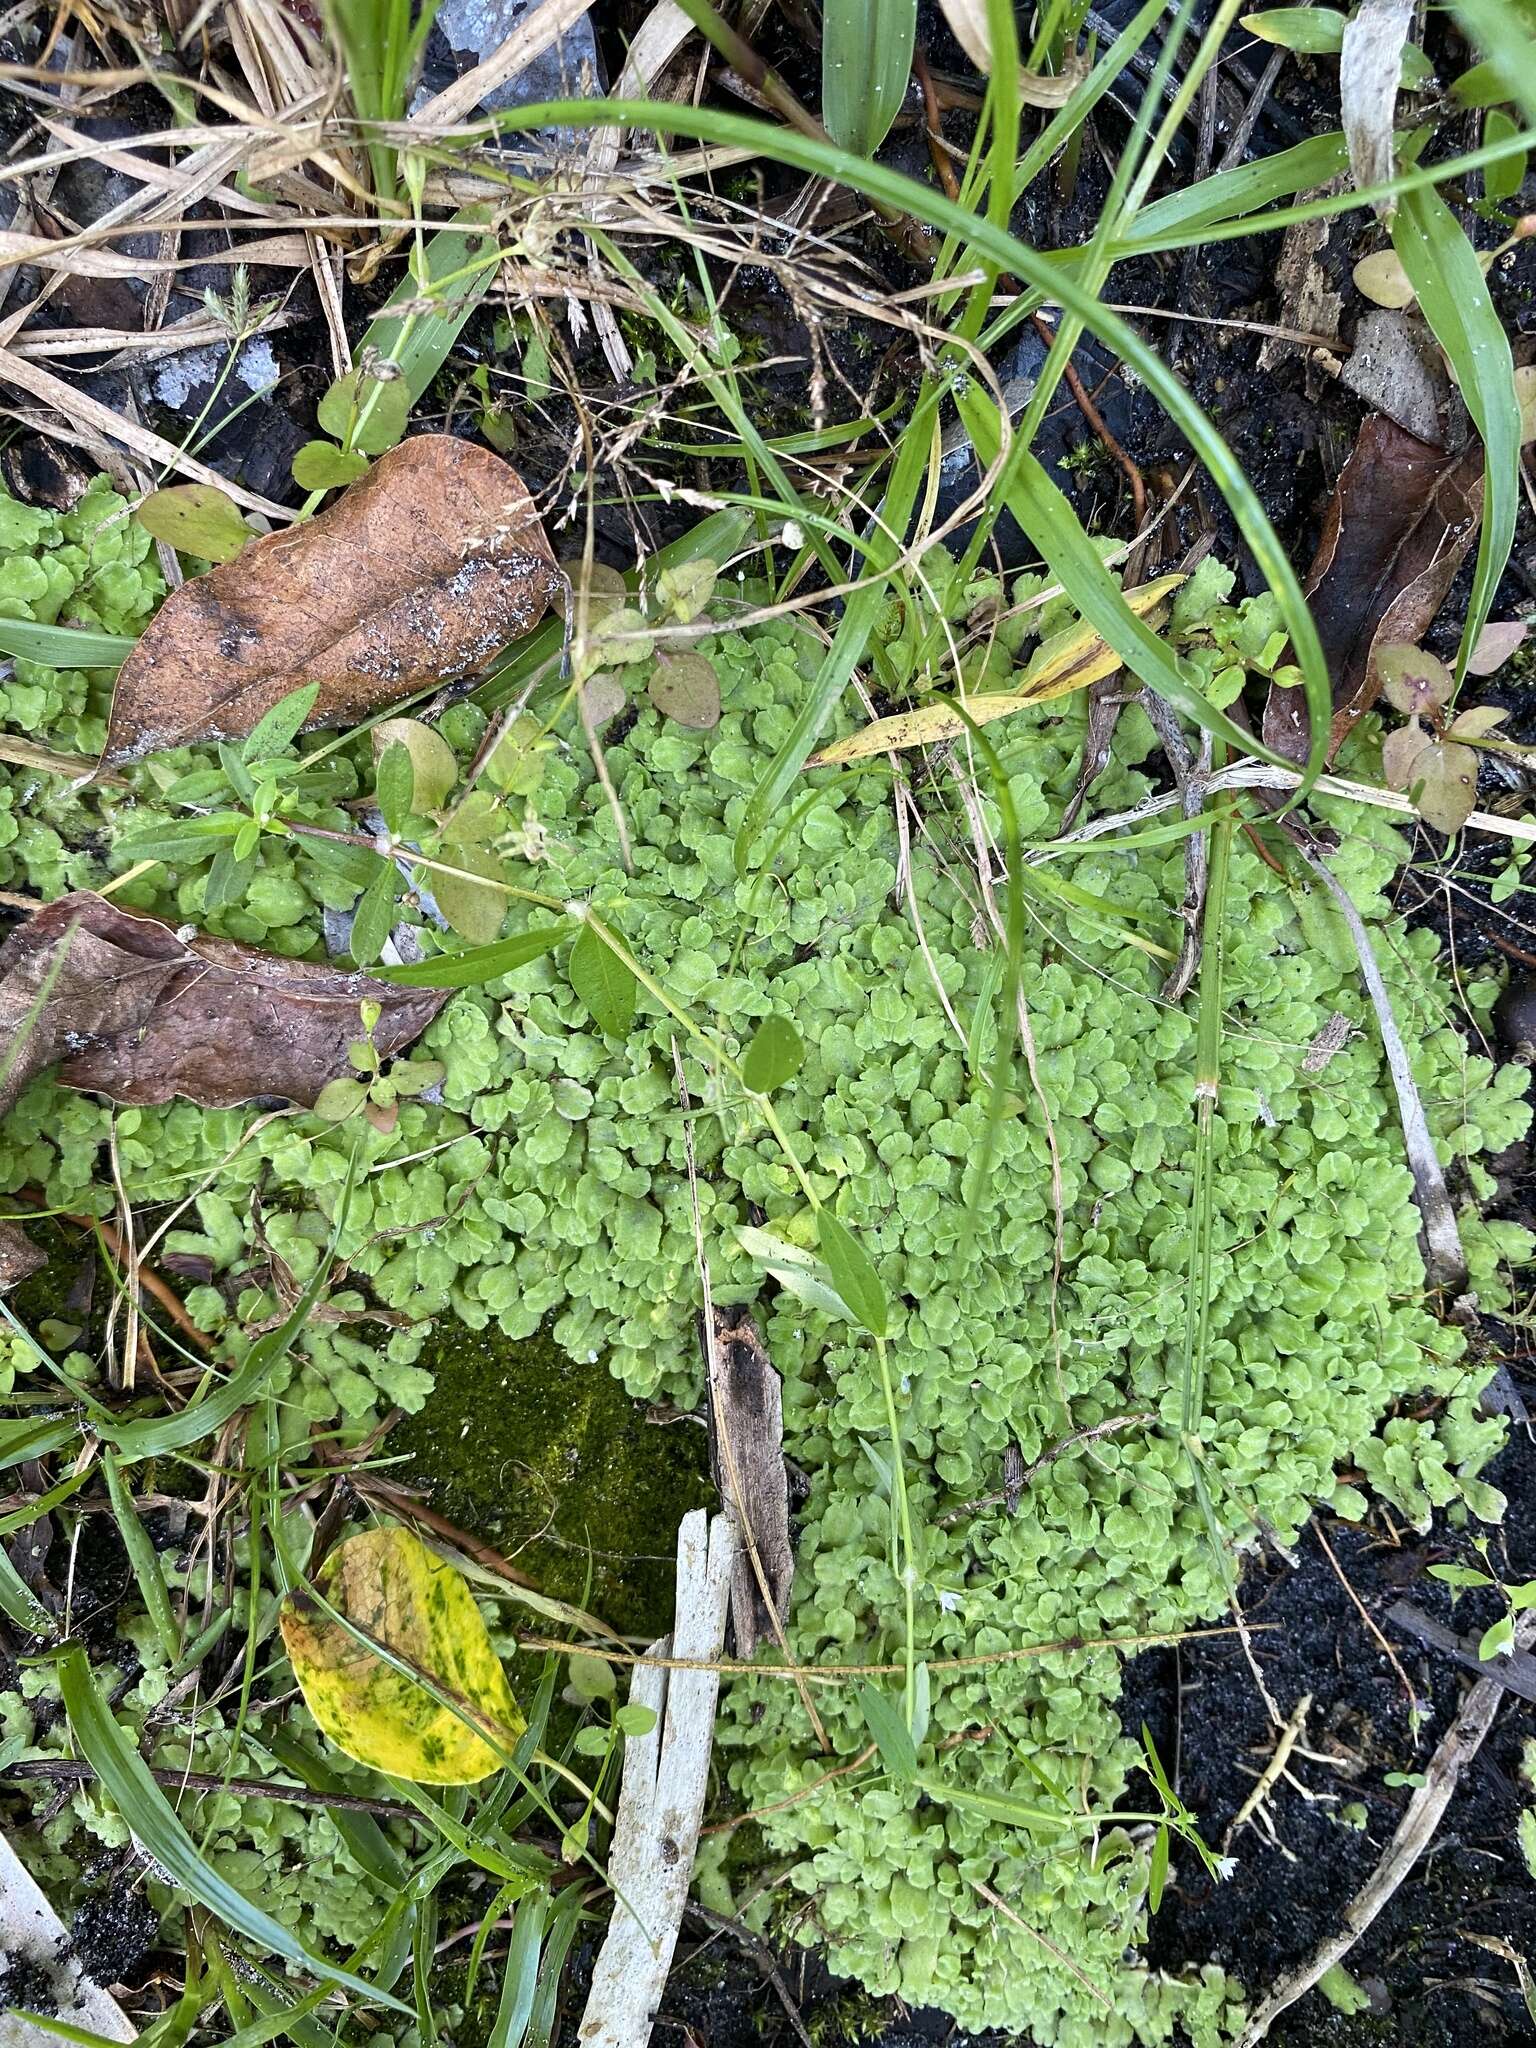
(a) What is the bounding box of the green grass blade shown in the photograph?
[56,1645,410,2013]
[489,1892,551,2048]
[959,424,1311,767]
[0,620,135,669]
[1118,131,1350,247]
[1390,183,1521,685]
[359,213,502,403]
[0,1546,53,1631]
[103,1448,181,1662]
[734,404,932,869]
[104,1153,356,1459]
[1449,0,1536,125]
[488,96,1333,794]
[823,0,917,156]
[1108,124,1535,254]
[373,922,570,988]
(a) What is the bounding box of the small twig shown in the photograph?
[4,1757,420,1821]
[939,1413,1154,1523]
[1031,313,1147,533]
[65,1210,214,1355]
[1224,1693,1312,1851]
[1287,838,1467,1290]
[1313,1523,1420,1715]
[683,1902,815,2048]
[970,1878,1115,2013]
[1233,1613,1536,2044]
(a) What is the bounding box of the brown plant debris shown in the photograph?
[104,435,561,763]
[1263,414,1482,767]
[0,893,445,1113]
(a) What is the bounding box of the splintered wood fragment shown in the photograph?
[1234,1610,1536,2045]
[703,1305,794,1657]
[578,1511,735,2048]
[1386,1600,1536,1705]
[1290,842,1466,1290]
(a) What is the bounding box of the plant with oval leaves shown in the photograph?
[1376,640,1527,832]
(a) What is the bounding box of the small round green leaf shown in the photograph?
[134,484,251,563]
[374,717,458,812]
[314,1076,368,1122]
[292,441,371,491]
[317,369,410,455]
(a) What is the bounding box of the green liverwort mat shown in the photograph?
[0,498,1530,2043]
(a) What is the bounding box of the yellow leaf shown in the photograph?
[807,575,1183,768]
[279,1525,524,1784]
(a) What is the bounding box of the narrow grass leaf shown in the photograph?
[1391,183,1520,683]
[817,1210,888,1338]
[741,1015,805,1092]
[489,1892,550,2048]
[360,213,501,402]
[1114,132,1351,247]
[858,1680,918,1779]
[486,98,1330,796]
[374,922,570,989]
[103,1449,180,1662]
[0,619,136,669]
[57,1645,408,2011]
[822,0,918,156]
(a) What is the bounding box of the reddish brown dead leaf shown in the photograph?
[0,893,445,1114]
[1263,414,1483,766]
[104,436,561,764]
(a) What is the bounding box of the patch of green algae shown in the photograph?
[387,1323,713,1639]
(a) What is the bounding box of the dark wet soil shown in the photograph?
[70,1888,160,1991]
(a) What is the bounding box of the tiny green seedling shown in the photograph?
[1428,1538,1536,1660]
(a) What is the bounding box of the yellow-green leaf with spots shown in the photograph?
[806,574,1182,767]
[279,1525,524,1784]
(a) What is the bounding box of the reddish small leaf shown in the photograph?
[1467,620,1529,674]
[0,894,445,1113]
[1263,415,1483,766]
[1381,719,1432,790]
[1375,643,1453,715]
[105,437,560,764]
[647,651,722,730]
[1410,738,1479,833]
[1446,703,1508,740]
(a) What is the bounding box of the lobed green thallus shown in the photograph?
[0,489,1530,2043]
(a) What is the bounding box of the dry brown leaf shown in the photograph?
[0,1222,45,1292]
[1263,415,1482,766]
[0,893,445,1115]
[104,436,561,764]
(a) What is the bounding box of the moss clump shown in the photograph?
[388,1323,713,1638]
